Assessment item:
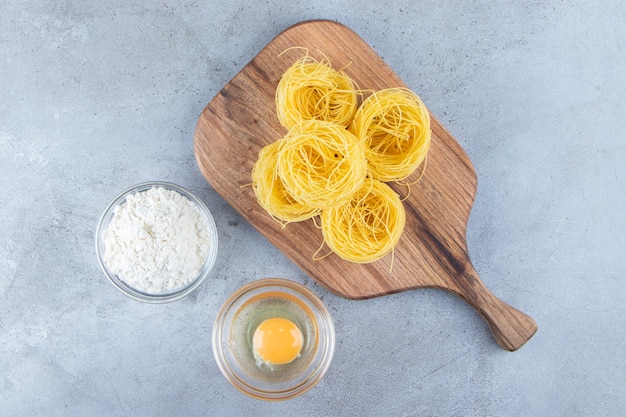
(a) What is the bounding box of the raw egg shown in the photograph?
[252,317,304,366]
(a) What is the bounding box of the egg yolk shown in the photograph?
[252,317,304,366]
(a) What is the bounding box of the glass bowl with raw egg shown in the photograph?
[95,181,219,303]
[212,278,335,401]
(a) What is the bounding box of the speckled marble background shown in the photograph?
[1,1,625,416]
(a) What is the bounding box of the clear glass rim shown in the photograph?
[212,278,335,401]
[95,181,219,303]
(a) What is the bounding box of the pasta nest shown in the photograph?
[252,139,321,225]
[276,55,358,129]
[276,119,367,209]
[350,87,431,182]
[321,177,406,263]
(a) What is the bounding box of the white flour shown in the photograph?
[102,186,212,293]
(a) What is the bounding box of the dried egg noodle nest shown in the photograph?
[321,177,406,263]
[275,54,358,129]
[350,87,431,182]
[252,139,321,225]
[276,119,367,209]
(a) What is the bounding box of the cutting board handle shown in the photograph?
[454,262,538,351]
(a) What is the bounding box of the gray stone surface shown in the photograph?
[1,1,624,416]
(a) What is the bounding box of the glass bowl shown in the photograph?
[95,181,218,303]
[212,278,335,401]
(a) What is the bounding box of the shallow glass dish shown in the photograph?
[212,278,335,401]
[95,181,219,303]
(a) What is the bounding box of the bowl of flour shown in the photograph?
[95,181,219,303]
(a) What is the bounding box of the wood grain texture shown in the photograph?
[194,20,537,351]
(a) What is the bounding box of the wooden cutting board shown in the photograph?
[194,20,537,351]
